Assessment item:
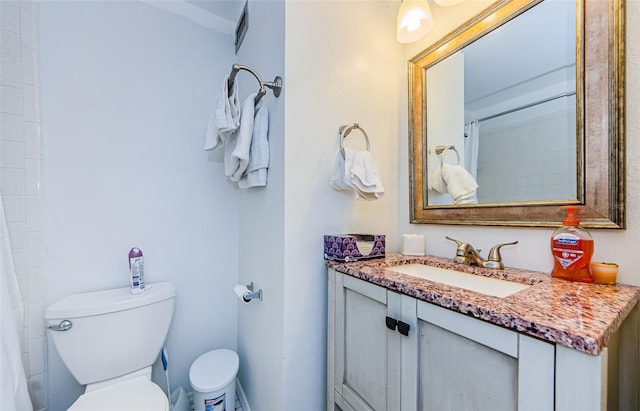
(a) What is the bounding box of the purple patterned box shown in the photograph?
[324,234,385,262]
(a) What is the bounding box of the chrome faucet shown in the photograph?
[445,237,518,270]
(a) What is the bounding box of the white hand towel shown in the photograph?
[441,163,478,204]
[331,148,385,201]
[238,100,270,188]
[331,148,355,191]
[204,75,240,151]
[349,151,385,201]
[225,92,258,181]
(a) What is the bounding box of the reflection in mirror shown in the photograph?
[426,0,577,206]
[409,0,625,228]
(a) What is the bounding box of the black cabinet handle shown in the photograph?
[397,320,410,336]
[385,316,397,331]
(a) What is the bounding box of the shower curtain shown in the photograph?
[464,121,480,180]
[1,194,34,411]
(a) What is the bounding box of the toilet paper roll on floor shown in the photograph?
[234,284,252,303]
[401,234,426,256]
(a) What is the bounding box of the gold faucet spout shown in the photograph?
[446,237,518,270]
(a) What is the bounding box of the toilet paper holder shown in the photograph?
[242,282,263,302]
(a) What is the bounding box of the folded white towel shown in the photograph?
[454,192,478,204]
[204,75,240,151]
[441,163,478,204]
[428,162,448,194]
[225,92,258,181]
[349,150,385,200]
[331,148,385,201]
[238,100,269,189]
[331,149,353,191]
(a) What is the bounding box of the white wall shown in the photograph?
[283,1,402,409]
[234,1,286,410]
[426,52,464,205]
[398,2,640,287]
[39,2,239,409]
[234,1,402,409]
[31,1,640,410]
[0,1,47,409]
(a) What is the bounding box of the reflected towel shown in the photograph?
[204,75,241,151]
[441,163,478,204]
[428,163,448,194]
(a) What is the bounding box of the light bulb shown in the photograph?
[397,0,433,43]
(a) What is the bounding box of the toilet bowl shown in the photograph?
[45,282,176,409]
[68,376,168,411]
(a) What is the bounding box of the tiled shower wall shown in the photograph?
[0,1,47,410]
[477,109,577,203]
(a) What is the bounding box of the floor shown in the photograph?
[235,392,244,410]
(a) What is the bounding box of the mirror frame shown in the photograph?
[408,0,625,228]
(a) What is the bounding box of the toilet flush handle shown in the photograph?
[48,320,72,332]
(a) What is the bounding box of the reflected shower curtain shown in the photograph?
[464,121,480,180]
[1,194,33,411]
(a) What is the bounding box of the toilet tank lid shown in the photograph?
[45,282,175,319]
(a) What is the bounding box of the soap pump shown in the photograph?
[550,206,594,282]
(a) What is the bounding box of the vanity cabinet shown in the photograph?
[327,268,633,411]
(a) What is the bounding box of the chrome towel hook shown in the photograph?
[227,64,283,105]
[339,123,371,157]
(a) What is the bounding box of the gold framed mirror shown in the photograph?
[408,0,625,228]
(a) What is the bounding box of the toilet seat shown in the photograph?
[68,376,168,411]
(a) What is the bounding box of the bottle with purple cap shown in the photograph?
[129,247,145,294]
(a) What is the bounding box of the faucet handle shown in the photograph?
[486,241,518,262]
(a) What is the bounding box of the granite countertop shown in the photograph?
[325,253,640,355]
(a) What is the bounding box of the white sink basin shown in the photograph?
[388,264,530,298]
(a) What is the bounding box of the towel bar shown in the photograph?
[434,145,460,166]
[227,64,283,105]
[339,123,371,157]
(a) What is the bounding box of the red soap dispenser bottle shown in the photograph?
[550,206,594,282]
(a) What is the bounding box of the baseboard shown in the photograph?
[236,378,251,411]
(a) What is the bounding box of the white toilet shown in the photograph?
[45,282,175,410]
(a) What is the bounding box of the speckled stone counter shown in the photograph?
[326,253,640,355]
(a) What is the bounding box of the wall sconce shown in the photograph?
[397,0,465,43]
[397,0,433,43]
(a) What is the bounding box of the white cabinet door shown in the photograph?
[329,271,402,411]
[405,300,555,411]
[328,270,555,411]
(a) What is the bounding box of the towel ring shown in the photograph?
[435,145,460,166]
[339,123,370,157]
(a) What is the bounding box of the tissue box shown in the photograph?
[324,234,385,262]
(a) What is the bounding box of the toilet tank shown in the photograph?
[45,282,175,385]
